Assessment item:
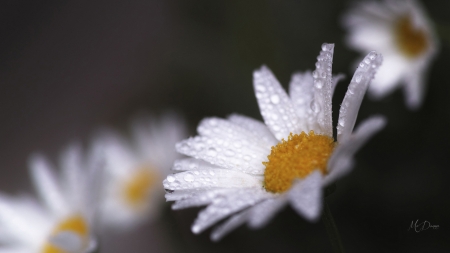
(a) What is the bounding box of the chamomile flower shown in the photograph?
[95,113,187,230]
[342,0,438,109]
[163,44,386,241]
[0,144,99,253]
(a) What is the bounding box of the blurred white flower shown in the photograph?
[163,44,386,241]
[0,144,99,253]
[94,113,187,230]
[342,0,438,109]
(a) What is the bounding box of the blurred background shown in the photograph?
[1,0,449,252]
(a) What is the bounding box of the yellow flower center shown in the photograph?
[42,215,89,253]
[395,14,429,58]
[263,131,336,193]
[122,166,159,209]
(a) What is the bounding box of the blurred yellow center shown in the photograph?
[42,215,89,253]
[395,15,428,58]
[263,131,336,193]
[122,166,158,209]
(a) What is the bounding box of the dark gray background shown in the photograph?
[1,0,449,252]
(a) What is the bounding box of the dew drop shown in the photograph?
[270,94,280,104]
[312,71,319,78]
[184,173,195,182]
[310,100,321,113]
[225,149,235,157]
[315,79,324,89]
[355,74,362,83]
[207,147,217,157]
[256,84,266,92]
[167,175,175,182]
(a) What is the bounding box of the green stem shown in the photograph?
[322,201,345,253]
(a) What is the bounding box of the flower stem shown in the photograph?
[322,201,345,253]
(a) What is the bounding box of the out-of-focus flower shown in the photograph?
[342,0,438,109]
[163,44,386,241]
[94,113,187,231]
[0,144,99,253]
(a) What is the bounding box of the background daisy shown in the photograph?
[0,144,100,253]
[94,112,187,231]
[342,0,438,109]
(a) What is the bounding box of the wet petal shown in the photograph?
[337,51,383,143]
[163,169,263,191]
[311,43,335,136]
[253,65,300,140]
[325,116,386,186]
[288,171,323,222]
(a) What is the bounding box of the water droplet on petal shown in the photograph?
[270,94,280,104]
[207,147,217,157]
[256,84,266,92]
[315,80,324,89]
[312,71,319,78]
[167,175,175,182]
[310,100,321,113]
[184,173,195,182]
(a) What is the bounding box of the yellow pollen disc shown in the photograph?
[263,131,336,193]
[395,14,429,58]
[42,215,89,253]
[122,166,159,209]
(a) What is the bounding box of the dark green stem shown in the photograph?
[321,201,345,253]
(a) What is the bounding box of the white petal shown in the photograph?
[210,209,251,241]
[288,171,323,222]
[163,169,263,191]
[368,54,409,99]
[131,112,187,170]
[311,43,335,136]
[28,154,68,216]
[403,68,426,110]
[288,71,315,132]
[0,247,31,253]
[253,65,301,140]
[60,143,84,209]
[0,194,49,245]
[172,158,221,171]
[165,189,208,202]
[324,116,386,186]
[49,231,83,253]
[176,135,267,175]
[92,130,136,177]
[172,188,240,210]
[247,195,288,229]
[191,188,270,234]
[337,51,383,143]
[197,117,270,155]
[227,114,278,147]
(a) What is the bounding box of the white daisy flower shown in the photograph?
[0,144,99,253]
[163,44,387,241]
[95,113,187,230]
[342,0,438,109]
